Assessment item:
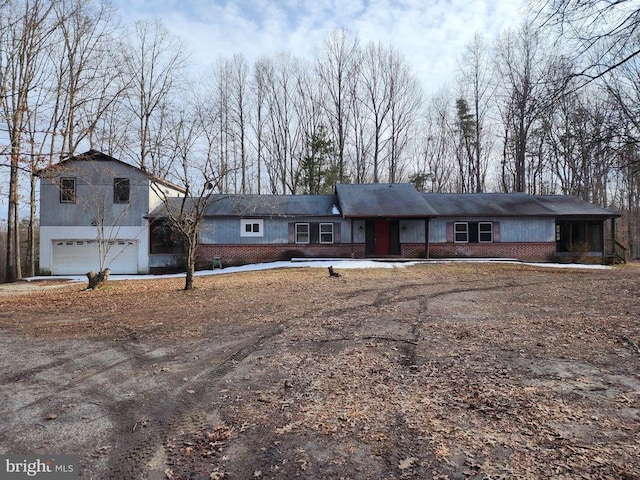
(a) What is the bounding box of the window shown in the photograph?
[454,221,493,243]
[295,223,310,244]
[150,219,184,254]
[454,222,468,243]
[240,219,264,237]
[60,178,76,203]
[293,222,336,244]
[114,178,130,203]
[479,222,493,243]
[320,223,334,244]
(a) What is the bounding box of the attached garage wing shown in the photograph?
[52,240,138,275]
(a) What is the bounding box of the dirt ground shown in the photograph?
[0,262,638,479]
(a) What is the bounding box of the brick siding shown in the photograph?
[197,242,556,266]
[197,244,359,267]
[428,242,556,261]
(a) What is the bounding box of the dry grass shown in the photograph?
[1,262,639,478]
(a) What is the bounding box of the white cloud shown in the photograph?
[111,0,526,94]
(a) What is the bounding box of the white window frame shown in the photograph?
[319,223,334,244]
[454,222,468,243]
[479,222,493,243]
[240,219,264,237]
[295,223,310,244]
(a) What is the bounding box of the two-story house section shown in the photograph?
[37,150,185,275]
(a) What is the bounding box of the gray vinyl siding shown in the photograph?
[40,162,149,227]
[399,220,426,243]
[200,217,350,244]
[429,217,555,243]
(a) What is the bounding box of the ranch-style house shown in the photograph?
[37,150,622,275]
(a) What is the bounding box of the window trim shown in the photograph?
[60,177,76,203]
[295,223,310,244]
[454,222,468,243]
[319,222,334,244]
[240,219,264,237]
[478,221,493,243]
[113,177,130,204]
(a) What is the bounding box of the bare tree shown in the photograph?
[359,41,394,183]
[533,0,640,85]
[604,38,640,147]
[0,0,56,282]
[208,54,252,193]
[456,33,494,192]
[47,0,119,157]
[252,57,269,194]
[120,18,188,174]
[386,52,422,183]
[316,29,360,183]
[260,54,306,194]
[19,0,120,277]
[416,91,456,192]
[494,24,547,193]
[152,105,223,290]
[229,54,250,193]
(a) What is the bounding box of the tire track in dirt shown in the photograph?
[0,338,208,420]
[105,324,283,479]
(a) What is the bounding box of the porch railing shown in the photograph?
[605,240,627,264]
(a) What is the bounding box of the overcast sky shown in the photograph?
[111,0,527,95]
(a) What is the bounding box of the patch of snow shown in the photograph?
[23,259,612,284]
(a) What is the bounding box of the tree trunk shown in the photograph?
[5,153,21,283]
[86,268,111,290]
[27,172,37,277]
[184,240,197,290]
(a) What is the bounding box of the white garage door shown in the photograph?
[52,240,138,275]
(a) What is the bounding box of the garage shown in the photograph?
[52,239,139,275]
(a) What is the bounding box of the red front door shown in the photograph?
[374,220,390,255]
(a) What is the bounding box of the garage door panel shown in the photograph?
[52,240,138,275]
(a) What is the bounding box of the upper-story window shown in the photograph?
[114,178,130,204]
[60,177,76,203]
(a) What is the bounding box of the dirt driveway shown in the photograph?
[0,263,638,479]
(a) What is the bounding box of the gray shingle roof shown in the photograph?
[423,193,619,218]
[424,193,555,217]
[336,183,438,217]
[149,194,340,218]
[533,195,620,218]
[148,187,620,220]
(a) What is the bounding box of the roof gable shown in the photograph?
[36,150,186,193]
